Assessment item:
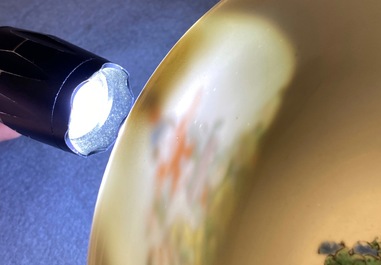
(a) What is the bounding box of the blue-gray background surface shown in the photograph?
[0,1,218,264]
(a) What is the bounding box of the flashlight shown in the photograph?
[0,27,134,156]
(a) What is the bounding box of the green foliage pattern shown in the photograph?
[319,239,381,265]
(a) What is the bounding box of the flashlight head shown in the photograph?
[0,27,134,156]
[67,63,132,156]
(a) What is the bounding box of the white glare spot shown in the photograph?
[69,71,112,139]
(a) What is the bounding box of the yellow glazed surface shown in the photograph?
[88,0,381,264]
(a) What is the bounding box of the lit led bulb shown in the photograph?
[69,69,112,140]
[67,64,132,156]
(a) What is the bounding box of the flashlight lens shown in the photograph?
[69,71,112,139]
[67,63,133,156]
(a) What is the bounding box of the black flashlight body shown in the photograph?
[0,27,130,155]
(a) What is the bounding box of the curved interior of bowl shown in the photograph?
[88,0,381,264]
